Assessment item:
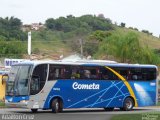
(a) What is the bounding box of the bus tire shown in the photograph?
[104,107,114,111]
[31,109,38,113]
[122,97,134,111]
[51,98,62,113]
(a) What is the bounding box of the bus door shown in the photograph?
[29,64,48,109]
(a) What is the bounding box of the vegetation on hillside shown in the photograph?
[0,40,26,58]
[0,17,26,41]
[94,30,160,64]
[45,15,113,33]
[0,15,160,65]
[0,17,27,58]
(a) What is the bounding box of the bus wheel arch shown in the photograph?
[121,96,135,111]
[50,96,63,113]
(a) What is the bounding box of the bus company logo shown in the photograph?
[72,82,100,90]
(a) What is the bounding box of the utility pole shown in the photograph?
[28,31,31,60]
[79,39,83,59]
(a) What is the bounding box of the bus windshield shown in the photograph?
[6,65,32,96]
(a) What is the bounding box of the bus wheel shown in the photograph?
[122,97,134,111]
[51,98,61,113]
[104,107,114,111]
[31,109,38,113]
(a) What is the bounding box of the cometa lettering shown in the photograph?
[72,82,100,90]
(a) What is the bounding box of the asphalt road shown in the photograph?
[0,107,160,120]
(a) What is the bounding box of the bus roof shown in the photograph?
[11,60,157,69]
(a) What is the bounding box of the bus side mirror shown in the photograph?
[2,74,8,85]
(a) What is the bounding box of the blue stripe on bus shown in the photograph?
[43,80,156,109]
[43,80,130,109]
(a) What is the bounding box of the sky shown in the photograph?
[0,0,160,37]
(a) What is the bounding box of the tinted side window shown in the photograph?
[81,66,100,80]
[70,66,81,79]
[142,68,156,80]
[130,68,142,80]
[100,67,119,80]
[129,68,156,81]
[114,67,129,80]
[31,64,48,95]
[48,65,71,80]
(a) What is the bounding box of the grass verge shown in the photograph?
[111,113,160,120]
[0,101,5,107]
[111,114,142,120]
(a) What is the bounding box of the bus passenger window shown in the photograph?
[55,69,60,78]
[48,65,72,80]
[142,68,156,81]
[48,67,56,80]
[63,67,72,79]
[90,69,97,79]
[119,70,128,80]
[71,68,80,79]
[81,67,99,80]
[100,67,119,80]
[132,75,138,80]
[84,70,91,79]
[102,74,109,80]
[53,68,64,79]
[130,68,142,80]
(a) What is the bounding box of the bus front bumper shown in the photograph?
[5,100,28,108]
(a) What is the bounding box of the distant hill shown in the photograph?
[0,15,160,64]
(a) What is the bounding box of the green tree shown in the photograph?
[141,29,152,35]
[120,22,126,27]
[89,30,112,42]
[45,18,56,30]
[0,16,26,41]
[98,31,160,64]
[45,14,114,32]
[0,40,26,58]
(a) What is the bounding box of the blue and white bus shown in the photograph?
[5,60,158,113]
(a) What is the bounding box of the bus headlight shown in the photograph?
[5,99,8,103]
[20,100,29,105]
